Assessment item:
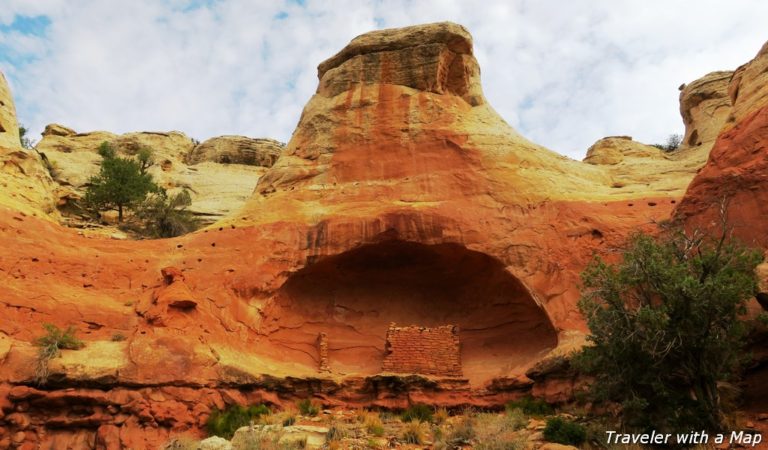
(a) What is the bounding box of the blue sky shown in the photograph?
[1,0,766,159]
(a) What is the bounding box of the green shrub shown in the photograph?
[543,417,586,446]
[136,189,198,238]
[34,324,84,385]
[206,404,270,439]
[577,225,761,431]
[652,133,683,152]
[401,403,433,423]
[18,125,35,149]
[505,396,553,416]
[297,398,320,416]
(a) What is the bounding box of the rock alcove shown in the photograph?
[263,240,558,384]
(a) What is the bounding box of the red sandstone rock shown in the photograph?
[0,23,765,449]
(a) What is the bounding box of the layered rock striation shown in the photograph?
[0,23,766,449]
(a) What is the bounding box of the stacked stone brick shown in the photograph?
[381,323,462,377]
[317,332,330,372]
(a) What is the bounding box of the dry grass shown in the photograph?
[434,407,450,425]
[363,412,385,437]
[401,420,429,445]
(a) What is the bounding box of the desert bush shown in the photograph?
[543,417,587,446]
[34,323,84,385]
[206,403,271,439]
[401,403,433,423]
[136,189,198,238]
[505,396,553,416]
[111,332,126,342]
[576,220,761,431]
[18,125,35,149]
[652,133,683,152]
[296,398,320,416]
[472,413,527,450]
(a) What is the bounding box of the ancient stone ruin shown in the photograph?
[382,323,462,377]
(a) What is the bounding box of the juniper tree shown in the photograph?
[84,142,157,222]
[576,215,761,432]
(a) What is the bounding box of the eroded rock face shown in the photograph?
[0,72,20,149]
[729,41,768,126]
[676,41,768,247]
[582,136,708,197]
[679,71,733,150]
[0,72,60,217]
[188,136,283,167]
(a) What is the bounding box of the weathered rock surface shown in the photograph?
[729,41,768,126]
[0,72,20,149]
[582,135,706,197]
[188,136,283,167]
[0,71,60,218]
[679,70,733,151]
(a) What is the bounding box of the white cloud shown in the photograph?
[1,0,766,159]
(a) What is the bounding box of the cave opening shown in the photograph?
[263,240,558,385]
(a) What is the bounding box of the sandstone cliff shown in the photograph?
[676,40,768,246]
[0,23,765,450]
[0,72,60,219]
[0,73,20,149]
[36,125,284,224]
[678,70,733,152]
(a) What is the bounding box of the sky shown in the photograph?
[0,1,766,160]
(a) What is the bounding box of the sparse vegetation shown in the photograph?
[135,189,198,238]
[434,406,449,425]
[542,417,587,446]
[34,323,84,385]
[297,398,320,417]
[111,332,126,342]
[325,422,347,442]
[401,403,433,423]
[576,212,761,432]
[447,414,476,445]
[505,396,553,416]
[401,420,427,444]
[363,412,385,437]
[18,125,35,149]
[206,404,271,439]
[652,133,682,152]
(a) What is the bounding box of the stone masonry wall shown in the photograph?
[381,323,462,377]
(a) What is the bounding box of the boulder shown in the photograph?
[198,436,232,450]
